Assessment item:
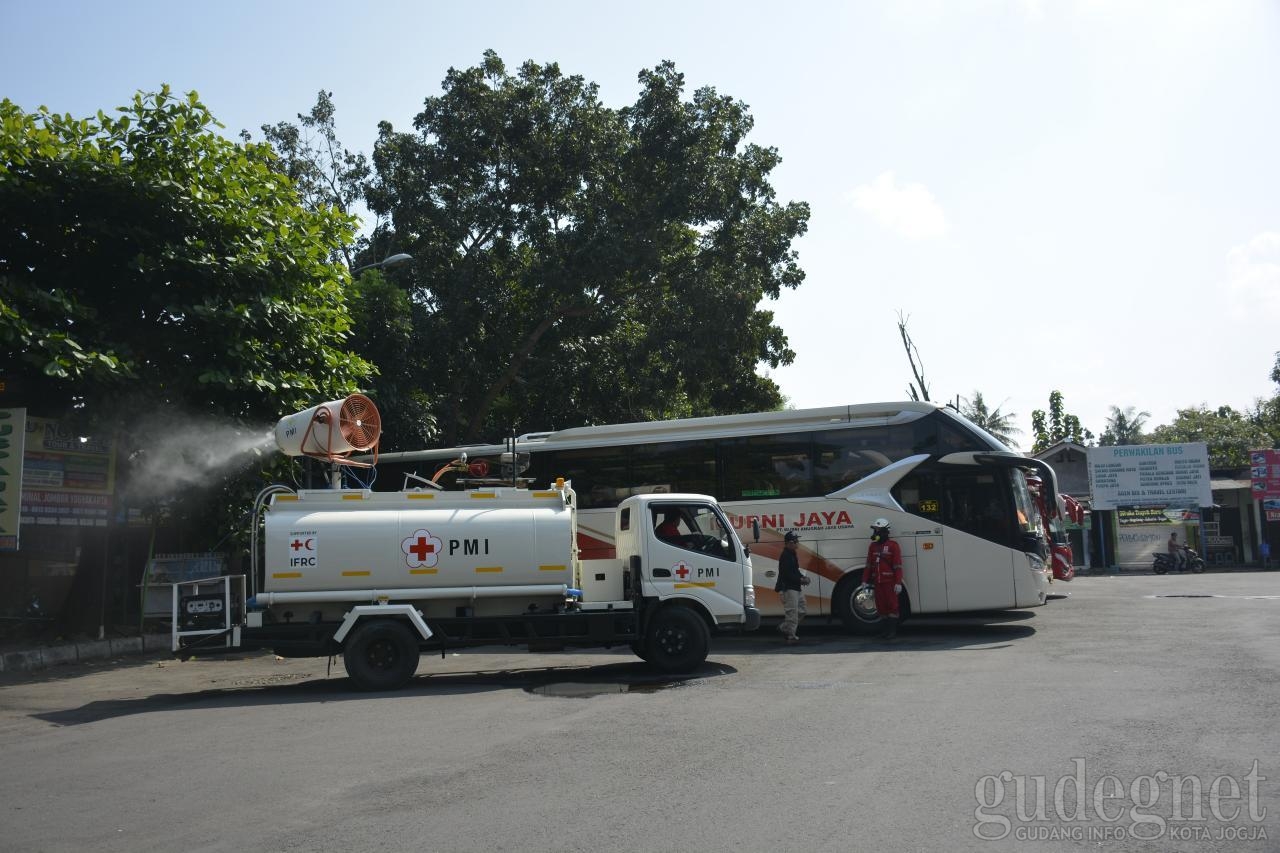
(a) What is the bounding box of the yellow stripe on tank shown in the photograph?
[539,565,566,572]
[409,568,438,575]
[341,570,371,577]
[674,582,716,589]
[474,566,503,573]
[272,572,303,579]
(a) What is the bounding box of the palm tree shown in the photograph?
[960,391,1022,449]
[1101,405,1150,446]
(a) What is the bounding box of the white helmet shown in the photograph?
[872,518,890,529]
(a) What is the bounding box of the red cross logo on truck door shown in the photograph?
[402,529,443,569]
[674,562,691,579]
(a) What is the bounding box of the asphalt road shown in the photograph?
[1,572,1278,853]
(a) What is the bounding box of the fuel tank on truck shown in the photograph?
[263,488,574,592]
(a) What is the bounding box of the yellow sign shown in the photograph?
[23,417,116,494]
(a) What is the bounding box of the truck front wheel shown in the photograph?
[644,607,710,674]
[343,620,420,691]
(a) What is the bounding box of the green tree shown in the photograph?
[1099,405,1150,446]
[346,269,438,450]
[254,90,373,266]
[1030,391,1094,453]
[367,52,809,445]
[960,391,1021,448]
[0,88,373,537]
[1149,405,1274,468]
[1252,351,1280,446]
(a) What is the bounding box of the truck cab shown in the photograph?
[619,494,758,630]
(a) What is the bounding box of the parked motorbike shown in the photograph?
[1153,546,1204,574]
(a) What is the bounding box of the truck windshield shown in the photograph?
[652,504,736,561]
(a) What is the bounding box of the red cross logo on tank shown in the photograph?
[402,529,443,569]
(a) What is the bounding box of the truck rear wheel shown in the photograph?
[343,620,420,691]
[644,607,710,674]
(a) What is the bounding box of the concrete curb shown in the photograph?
[0,633,170,675]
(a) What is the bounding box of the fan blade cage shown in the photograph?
[338,394,381,451]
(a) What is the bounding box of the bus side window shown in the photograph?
[894,472,944,522]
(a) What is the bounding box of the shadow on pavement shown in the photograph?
[723,612,1037,654]
[30,659,737,727]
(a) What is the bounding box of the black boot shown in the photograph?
[882,616,898,640]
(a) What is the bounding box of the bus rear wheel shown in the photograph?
[834,575,883,636]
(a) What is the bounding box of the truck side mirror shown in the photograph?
[629,555,641,577]
[752,518,760,543]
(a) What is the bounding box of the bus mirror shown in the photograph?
[752,518,760,542]
[629,555,642,576]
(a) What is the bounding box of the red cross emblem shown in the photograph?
[291,539,304,551]
[674,563,690,579]
[402,529,441,568]
[409,537,435,561]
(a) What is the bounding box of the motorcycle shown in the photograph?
[1153,546,1204,574]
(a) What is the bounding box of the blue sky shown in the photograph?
[4,0,1278,447]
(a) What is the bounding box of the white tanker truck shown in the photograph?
[171,397,759,690]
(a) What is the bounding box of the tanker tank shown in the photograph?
[263,488,574,593]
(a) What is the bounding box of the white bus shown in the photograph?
[371,402,1059,634]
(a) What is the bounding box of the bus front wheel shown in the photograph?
[834,575,883,636]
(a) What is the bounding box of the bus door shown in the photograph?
[891,473,951,614]
[906,529,945,614]
[938,471,1017,611]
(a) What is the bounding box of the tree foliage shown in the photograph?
[1252,351,1280,447]
[1030,391,1094,453]
[1099,405,1150,446]
[366,52,809,445]
[254,90,372,266]
[960,391,1021,448]
[346,269,438,450]
[1149,405,1273,468]
[0,88,373,539]
[0,88,371,420]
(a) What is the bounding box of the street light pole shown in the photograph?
[350,253,413,276]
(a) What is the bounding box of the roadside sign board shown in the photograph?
[1250,449,1280,501]
[1087,443,1212,511]
[0,408,26,551]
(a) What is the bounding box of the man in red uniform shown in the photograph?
[656,511,681,543]
[860,517,903,640]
